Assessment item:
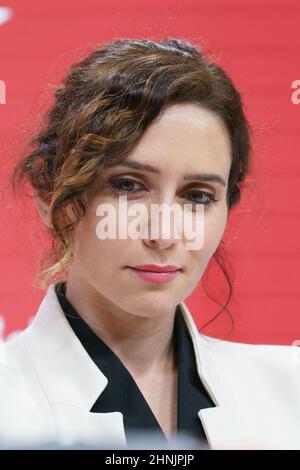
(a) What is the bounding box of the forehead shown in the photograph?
[126,103,232,178]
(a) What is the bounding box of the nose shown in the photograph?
[141,202,182,250]
[143,236,179,250]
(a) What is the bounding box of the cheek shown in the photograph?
[204,207,228,257]
[189,207,228,268]
[73,212,130,276]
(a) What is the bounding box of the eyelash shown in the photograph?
[109,177,219,206]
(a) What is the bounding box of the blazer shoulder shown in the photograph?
[198,332,300,367]
[200,332,298,351]
[0,331,45,398]
[0,329,29,366]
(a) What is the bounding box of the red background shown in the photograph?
[0,0,299,344]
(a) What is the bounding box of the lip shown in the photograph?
[129,264,181,273]
[127,267,180,284]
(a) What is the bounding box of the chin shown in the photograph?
[129,298,179,319]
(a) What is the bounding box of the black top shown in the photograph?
[55,282,215,446]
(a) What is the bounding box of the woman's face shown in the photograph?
[69,103,232,318]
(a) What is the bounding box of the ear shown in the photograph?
[33,191,52,228]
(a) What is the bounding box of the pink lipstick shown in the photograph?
[127,264,181,284]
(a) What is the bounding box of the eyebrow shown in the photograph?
[106,160,227,187]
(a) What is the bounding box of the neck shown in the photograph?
[64,272,177,378]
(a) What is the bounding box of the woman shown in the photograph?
[1,38,299,450]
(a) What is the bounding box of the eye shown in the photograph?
[182,189,219,206]
[109,177,145,194]
[108,176,219,207]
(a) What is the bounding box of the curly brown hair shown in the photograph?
[12,37,253,336]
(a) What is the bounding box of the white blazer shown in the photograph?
[0,283,300,450]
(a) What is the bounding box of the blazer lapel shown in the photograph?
[179,300,300,450]
[178,300,244,449]
[22,284,127,448]
[198,402,300,450]
[50,404,126,448]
